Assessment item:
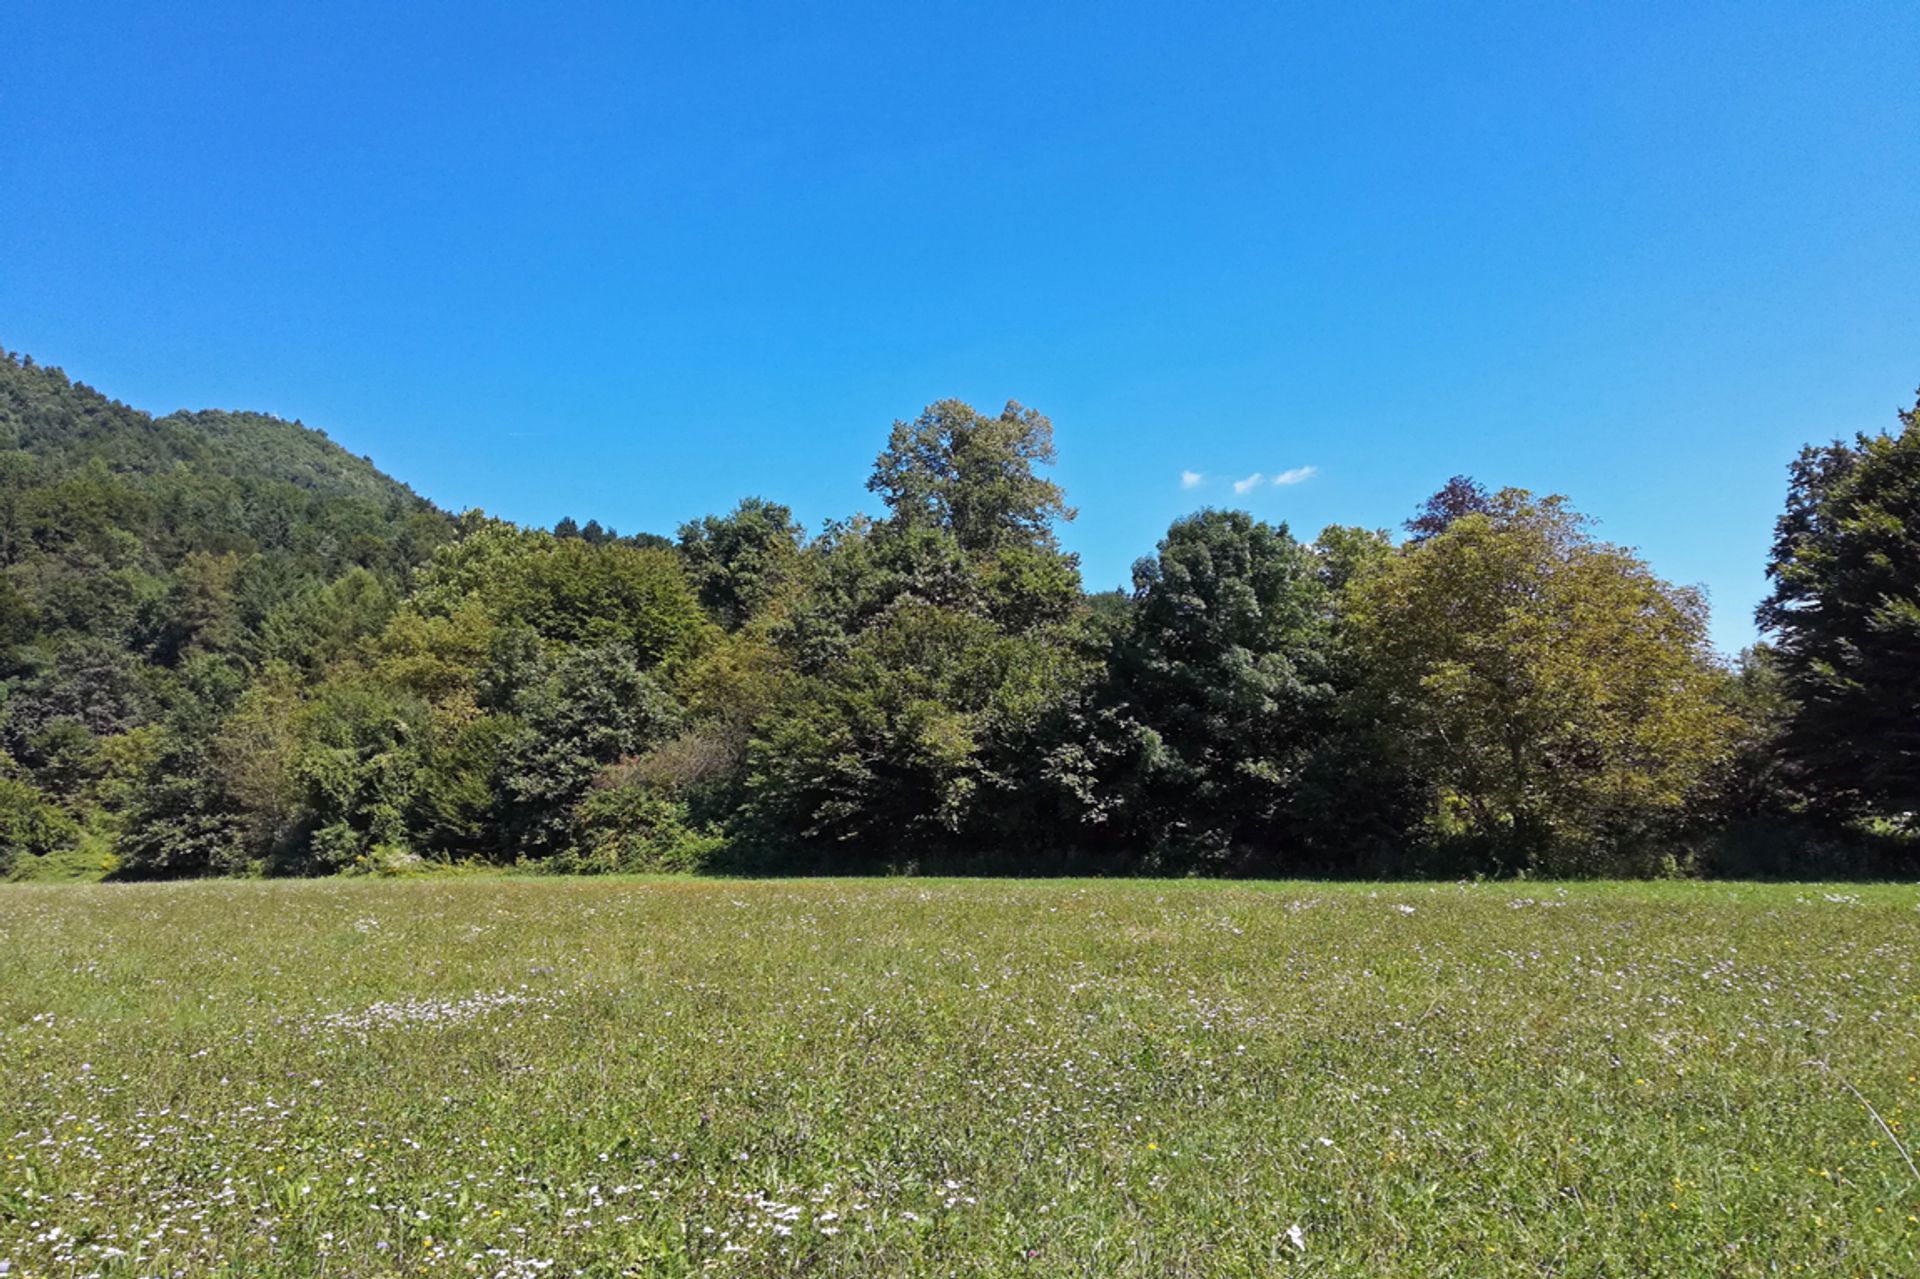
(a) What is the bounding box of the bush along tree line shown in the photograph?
[0,348,1914,881]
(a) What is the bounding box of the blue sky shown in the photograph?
[4,2,1916,652]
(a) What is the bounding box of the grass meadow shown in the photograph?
[2,877,1918,1278]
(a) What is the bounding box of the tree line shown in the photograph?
[0,350,1914,880]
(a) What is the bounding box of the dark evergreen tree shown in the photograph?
[1101,510,1339,871]
[1759,393,1920,820]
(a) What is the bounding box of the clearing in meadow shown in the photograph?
[1,877,1917,1277]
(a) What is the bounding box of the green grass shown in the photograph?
[2,878,1918,1277]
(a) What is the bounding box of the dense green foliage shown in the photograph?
[0,349,1909,879]
[1760,391,1920,821]
[0,351,453,878]
[1348,492,1736,874]
[1098,510,1343,871]
[739,401,1092,870]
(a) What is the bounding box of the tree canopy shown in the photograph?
[0,348,1910,881]
[1759,392,1920,820]
[1348,490,1737,872]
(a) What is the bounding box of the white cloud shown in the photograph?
[1180,469,1204,490]
[1232,472,1264,495]
[1272,466,1318,486]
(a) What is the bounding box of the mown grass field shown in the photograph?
[2,878,1918,1278]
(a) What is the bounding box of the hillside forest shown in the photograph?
[0,349,1914,881]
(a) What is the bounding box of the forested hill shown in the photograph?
[0,350,440,527]
[0,350,457,877]
[0,350,450,609]
[0,347,1911,883]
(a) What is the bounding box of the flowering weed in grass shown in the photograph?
[1,878,1918,1276]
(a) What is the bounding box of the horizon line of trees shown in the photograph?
[1,349,1915,880]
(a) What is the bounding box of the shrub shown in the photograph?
[565,783,723,874]
[0,774,79,877]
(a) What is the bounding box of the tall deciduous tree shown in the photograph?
[867,400,1074,554]
[742,399,1092,867]
[677,497,805,630]
[1349,490,1735,871]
